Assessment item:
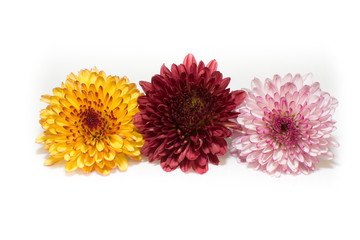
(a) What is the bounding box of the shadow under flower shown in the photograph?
[315,159,337,170]
[36,145,144,176]
[36,146,48,155]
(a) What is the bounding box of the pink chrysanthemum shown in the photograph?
[134,54,246,174]
[230,73,339,176]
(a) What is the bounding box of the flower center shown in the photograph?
[269,114,299,147]
[171,88,214,129]
[80,107,105,132]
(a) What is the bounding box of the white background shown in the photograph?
[0,0,359,239]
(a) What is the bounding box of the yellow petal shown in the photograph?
[123,141,135,152]
[53,88,65,98]
[122,93,131,104]
[105,160,116,169]
[127,98,138,111]
[44,156,62,166]
[95,76,105,90]
[50,96,61,105]
[56,143,68,153]
[91,66,99,73]
[65,94,80,109]
[115,154,128,171]
[40,95,52,104]
[89,146,97,157]
[116,110,128,122]
[124,149,140,157]
[88,72,98,85]
[59,98,72,109]
[77,154,85,168]
[109,96,123,110]
[109,135,124,150]
[95,151,104,163]
[129,88,140,99]
[67,72,78,82]
[82,165,94,173]
[97,159,105,168]
[96,141,105,152]
[89,83,97,95]
[78,69,91,86]
[36,134,46,143]
[119,85,129,96]
[84,155,95,167]
[120,76,130,85]
[55,117,68,127]
[104,150,116,161]
[95,165,111,175]
[130,155,142,161]
[65,160,78,172]
[64,78,75,91]
[104,79,116,96]
[80,144,90,154]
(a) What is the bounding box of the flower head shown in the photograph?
[134,54,246,174]
[36,68,144,175]
[230,73,339,176]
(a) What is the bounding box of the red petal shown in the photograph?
[140,141,151,156]
[160,64,171,76]
[183,54,196,71]
[221,121,242,130]
[211,126,232,138]
[219,77,230,90]
[169,158,180,169]
[178,143,190,161]
[190,132,199,143]
[171,64,180,79]
[139,81,152,92]
[153,139,168,160]
[161,158,179,172]
[209,141,220,155]
[231,90,247,106]
[192,160,209,174]
[197,61,205,73]
[137,96,149,106]
[215,138,227,156]
[133,113,142,128]
[197,154,207,166]
[180,160,192,172]
[206,59,218,74]
[208,154,220,165]
[151,76,164,90]
[186,145,200,160]
[210,137,227,155]
[201,141,210,155]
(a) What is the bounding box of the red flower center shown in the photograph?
[80,108,105,132]
[269,113,299,147]
[171,88,214,130]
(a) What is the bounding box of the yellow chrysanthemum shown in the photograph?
[36,67,144,175]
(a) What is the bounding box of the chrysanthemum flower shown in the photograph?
[134,54,246,174]
[230,73,339,176]
[36,67,144,175]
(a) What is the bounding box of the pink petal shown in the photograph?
[266,160,279,173]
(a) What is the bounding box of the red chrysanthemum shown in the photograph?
[134,54,246,174]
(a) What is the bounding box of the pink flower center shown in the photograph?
[269,113,299,147]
